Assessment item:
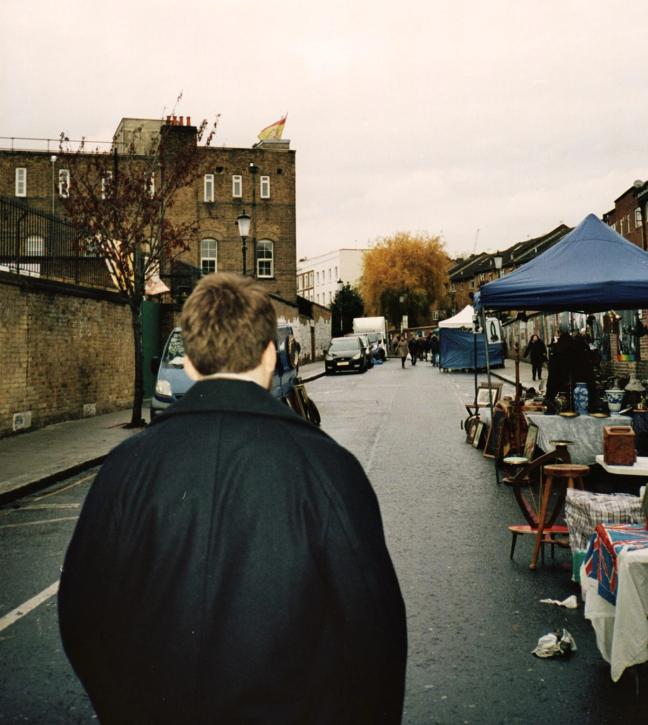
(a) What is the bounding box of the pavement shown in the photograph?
[0,360,325,504]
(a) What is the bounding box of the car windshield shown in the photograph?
[329,338,359,353]
[163,331,185,367]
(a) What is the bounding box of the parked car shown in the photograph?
[366,332,386,361]
[324,336,368,374]
[353,334,374,369]
[150,325,299,420]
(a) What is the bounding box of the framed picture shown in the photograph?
[465,415,480,444]
[476,383,503,408]
[483,407,506,459]
[472,421,485,449]
[523,423,539,461]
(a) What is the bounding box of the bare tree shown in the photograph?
[58,117,217,426]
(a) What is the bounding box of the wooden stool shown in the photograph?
[529,463,589,570]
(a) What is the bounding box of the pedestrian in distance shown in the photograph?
[407,335,418,366]
[429,333,440,367]
[523,333,547,382]
[58,273,407,724]
[417,335,427,362]
[396,334,409,368]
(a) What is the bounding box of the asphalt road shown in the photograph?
[0,360,645,723]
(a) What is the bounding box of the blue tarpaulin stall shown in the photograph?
[474,214,648,313]
[439,328,504,370]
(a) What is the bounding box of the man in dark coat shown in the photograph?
[58,273,407,724]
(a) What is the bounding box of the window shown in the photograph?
[200,238,218,275]
[316,271,320,284]
[15,168,26,197]
[334,266,338,279]
[620,218,625,235]
[328,291,332,303]
[328,268,331,282]
[23,235,44,277]
[232,175,242,198]
[260,175,270,199]
[58,169,70,197]
[147,172,155,198]
[101,171,113,200]
[204,174,214,202]
[309,271,314,286]
[297,275,302,291]
[256,240,274,278]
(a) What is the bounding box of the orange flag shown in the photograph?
[257,115,287,141]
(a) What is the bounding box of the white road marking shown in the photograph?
[33,473,95,501]
[0,516,79,529]
[0,580,59,633]
[16,503,81,511]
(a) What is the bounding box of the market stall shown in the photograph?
[438,305,504,371]
[473,213,648,678]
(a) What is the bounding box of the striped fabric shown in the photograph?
[565,489,643,551]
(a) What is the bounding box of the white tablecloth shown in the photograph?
[580,547,648,681]
[527,414,631,465]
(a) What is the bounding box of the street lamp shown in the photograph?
[493,255,503,278]
[237,211,251,275]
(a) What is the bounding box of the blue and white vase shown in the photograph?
[573,382,589,415]
[606,388,625,415]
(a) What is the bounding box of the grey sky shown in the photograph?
[4,0,648,260]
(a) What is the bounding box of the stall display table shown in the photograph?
[526,414,631,465]
[581,523,648,681]
[595,455,648,477]
[565,489,644,582]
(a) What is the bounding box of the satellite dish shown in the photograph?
[633,179,644,188]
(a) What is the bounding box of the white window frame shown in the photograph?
[620,218,625,235]
[23,234,44,277]
[316,271,320,284]
[58,169,70,198]
[635,208,641,229]
[15,168,26,197]
[232,175,242,198]
[204,174,214,202]
[256,239,274,278]
[101,171,113,200]
[200,238,218,275]
[260,175,270,199]
[147,172,155,198]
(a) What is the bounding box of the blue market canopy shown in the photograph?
[474,214,648,313]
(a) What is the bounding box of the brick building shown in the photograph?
[0,117,297,303]
[602,180,648,251]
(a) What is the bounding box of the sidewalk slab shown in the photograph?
[0,409,138,504]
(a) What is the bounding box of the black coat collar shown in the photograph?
[152,378,319,433]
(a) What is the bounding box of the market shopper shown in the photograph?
[429,333,440,367]
[408,335,418,366]
[523,334,547,381]
[58,273,407,724]
[397,334,409,368]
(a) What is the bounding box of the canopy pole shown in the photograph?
[481,309,499,484]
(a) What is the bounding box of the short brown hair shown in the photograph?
[181,273,277,375]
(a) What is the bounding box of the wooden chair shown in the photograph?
[503,428,573,563]
[529,463,589,570]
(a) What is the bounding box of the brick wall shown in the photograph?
[1,136,297,303]
[0,273,132,438]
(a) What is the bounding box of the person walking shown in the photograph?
[408,335,418,366]
[430,333,440,367]
[58,273,407,724]
[396,334,409,368]
[524,333,547,382]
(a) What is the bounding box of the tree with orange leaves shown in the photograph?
[360,232,449,327]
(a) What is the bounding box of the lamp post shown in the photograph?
[237,211,251,275]
[50,155,57,216]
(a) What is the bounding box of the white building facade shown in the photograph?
[296,248,366,307]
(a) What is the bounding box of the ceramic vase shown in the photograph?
[605,388,625,415]
[573,382,589,415]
